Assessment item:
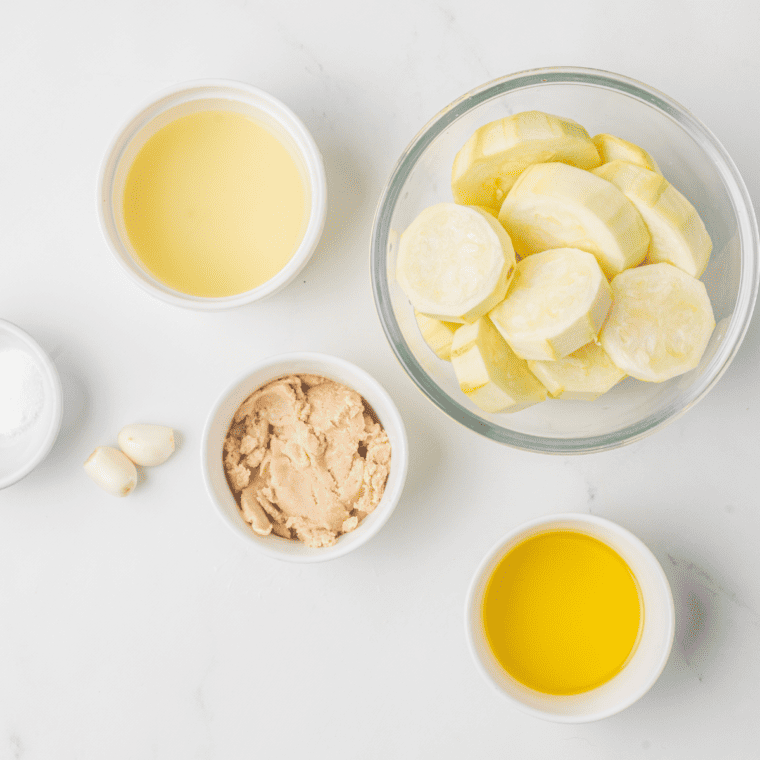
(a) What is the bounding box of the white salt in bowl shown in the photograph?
[202,352,409,562]
[0,320,63,489]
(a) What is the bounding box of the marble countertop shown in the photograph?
[2,1,759,758]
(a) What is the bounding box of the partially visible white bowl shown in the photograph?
[465,513,675,722]
[0,320,63,489]
[202,353,409,562]
[98,79,327,310]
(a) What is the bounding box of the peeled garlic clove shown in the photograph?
[118,424,175,466]
[84,446,137,497]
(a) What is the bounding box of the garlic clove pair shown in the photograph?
[84,424,175,497]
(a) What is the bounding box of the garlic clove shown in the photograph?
[118,424,175,467]
[84,446,137,497]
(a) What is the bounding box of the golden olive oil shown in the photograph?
[123,110,307,297]
[482,529,642,695]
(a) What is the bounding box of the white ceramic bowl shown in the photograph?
[202,353,409,562]
[0,320,63,489]
[465,513,675,722]
[98,79,327,310]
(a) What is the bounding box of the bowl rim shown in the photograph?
[97,78,327,311]
[464,512,676,722]
[0,319,63,490]
[370,65,760,454]
[200,351,409,563]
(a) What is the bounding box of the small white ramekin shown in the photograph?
[97,79,327,310]
[465,513,675,722]
[0,320,63,490]
[202,353,408,562]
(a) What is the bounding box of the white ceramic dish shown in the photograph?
[465,513,675,722]
[202,352,408,562]
[98,79,327,310]
[0,320,63,489]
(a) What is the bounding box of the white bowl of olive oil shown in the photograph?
[98,79,327,310]
[465,513,675,722]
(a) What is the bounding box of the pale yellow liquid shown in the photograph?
[123,110,307,297]
[482,530,642,695]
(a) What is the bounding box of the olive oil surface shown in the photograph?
[482,529,642,695]
[123,110,307,297]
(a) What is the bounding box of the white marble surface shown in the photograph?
[2,1,760,758]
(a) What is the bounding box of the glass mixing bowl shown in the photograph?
[371,67,758,454]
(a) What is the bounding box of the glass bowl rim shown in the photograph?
[370,65,759,454]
